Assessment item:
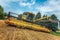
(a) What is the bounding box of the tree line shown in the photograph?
[0,6,7,19]
[18,12,58,21]
[35,12,58,20]
[0,5,58,20]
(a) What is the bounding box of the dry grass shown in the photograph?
[0,20,60,40]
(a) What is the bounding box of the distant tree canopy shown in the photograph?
[0,6,4,13]
[43,15,48,17]
[50,14,57,20]
[43,15,46,17]
[43,15,49,20]
[0,5,7,19]
[35,12,41,20]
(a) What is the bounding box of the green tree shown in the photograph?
[0,6,4,19]
[35,12,41,20]
[43,15,46,17]
[43,15,49,20]
[50,14,57,20]
[0,6,4,13]
[4,12,7,16]
[0,5,5,19]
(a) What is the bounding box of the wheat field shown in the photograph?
[0,20,60,40]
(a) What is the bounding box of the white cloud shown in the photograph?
[19,0,36,7]
[36,0,60,20]
[0,0,36,12]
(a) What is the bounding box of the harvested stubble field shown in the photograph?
[0,20,60,40]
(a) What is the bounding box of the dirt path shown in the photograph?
[0,20,60,40]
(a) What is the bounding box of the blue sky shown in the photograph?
[0,0,60,20]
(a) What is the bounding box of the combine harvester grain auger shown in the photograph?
[5,12,52,33]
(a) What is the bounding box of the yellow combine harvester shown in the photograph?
[5,18,51,32]
[5,12,52,32]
